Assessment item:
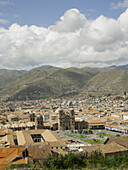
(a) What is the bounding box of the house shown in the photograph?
[87,118,106,129]
[27,143,51,162]
[81,142,128,158]
[0,129,67,150]
[122,112,128,120]
[105,120,128,133]
[75,119,88,130]
[7,114,19,122]
[0,147,31,169]
[104,136,128,149]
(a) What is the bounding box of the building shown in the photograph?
[58,108,75,130]
[29,112,43,130]
[87,118,106,129]
[0,129,67,150]
[0,147,30,169]
[81,142,128,158]
[105,120,128,133]
[75,119,88,130]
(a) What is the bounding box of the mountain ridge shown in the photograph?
[1,64,128,101]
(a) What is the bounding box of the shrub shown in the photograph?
[78,129,83,134]
[116,134,120,137]
[89,130,93,134]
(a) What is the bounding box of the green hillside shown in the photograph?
[82,70,128,96]
[96,64,128,72]
[2,66,98,101]
[1,65,128,101]
[0,69,26,78]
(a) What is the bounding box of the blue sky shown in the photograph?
[0,0,126,28]
[0,0,128,69]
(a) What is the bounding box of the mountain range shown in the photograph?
[0,64,128,101]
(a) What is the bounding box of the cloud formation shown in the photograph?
[0,0,13,6]
[0,8,128,69]
[111,0,128,9]
[0,18,9,24]
[49,9,87,32]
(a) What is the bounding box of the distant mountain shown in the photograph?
[82,70,128,96]
[1,64,128,101]
[0,69,26,78]
[1,65,98,101]
[31,65,61,73]
[66,67,99,75]
[96,64,128,72]
[0,69,27,96]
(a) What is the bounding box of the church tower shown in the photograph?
[58,109,64,130]
[29,112,35,122]
[69,109,75,130]
[35,114,43,130]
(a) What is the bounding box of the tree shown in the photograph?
[124,91,127,96]
[78,129,82,134]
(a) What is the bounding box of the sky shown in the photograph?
[0,0,128,70]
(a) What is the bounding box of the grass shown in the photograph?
[66,133,86,138]
[96,132,116,137]
[8,164,34,169]
[83,138,104,144]
[66,132,104,144]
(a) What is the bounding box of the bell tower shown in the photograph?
[29,112,35,122]
[58,109,64,130]
[70,109,75,130]
[35,114,43,130]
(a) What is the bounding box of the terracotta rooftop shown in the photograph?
[104,136,128,149]
[0,147,27,169]
[82,142,128,157]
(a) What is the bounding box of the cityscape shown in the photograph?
[0,0,128,169]
[0,93,128,168]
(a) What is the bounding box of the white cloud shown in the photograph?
[118,9,128,32]
[49,9,87,32]
[111,0,128,9]
[0,0,13,6]
[0,18,9,24]
[0,8,128,69]
[88,9,96,12]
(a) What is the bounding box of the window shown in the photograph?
[31,118,35,122]
[13,135,18,145]
[39,145,43,148]
[42,150,46,154]
[31,134,45,143]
